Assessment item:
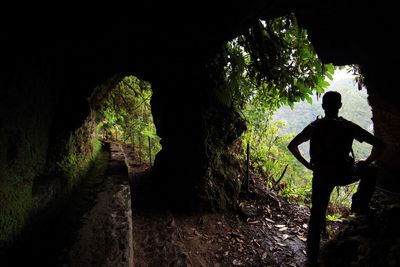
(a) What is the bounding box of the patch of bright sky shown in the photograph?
[328,66,367,93]
[331,67,356,81]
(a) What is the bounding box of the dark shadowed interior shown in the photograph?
[1,1,399,266]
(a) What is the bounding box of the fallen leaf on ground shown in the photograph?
[297,235,307,242]
[261,251,268,260]
[233,259,243,266]
[273,236,281,242]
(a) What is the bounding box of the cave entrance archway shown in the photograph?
[270,65,374,207]
[92,75,161,167]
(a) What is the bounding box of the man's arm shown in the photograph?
[287,126,313,170]
[360,136,386,166]
[353,124,386,166]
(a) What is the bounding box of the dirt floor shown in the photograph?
[3,142,395,267]
[0,142,344,267]
[122,144,343,267]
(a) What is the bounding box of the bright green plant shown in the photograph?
[218,14,335,111]
[326,213,343,222]
[241,105,314,203]
[95,76,161,163]
[219,14,336,204]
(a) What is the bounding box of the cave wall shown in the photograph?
[2,1,400,242]
[0,3,286,226]
[0,44,110,243]
[0,48,60,242]
[149,60,246,211]
[368,93,400,192]
[294,2,399,192]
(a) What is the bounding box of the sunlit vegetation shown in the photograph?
[93,76,160,164]
[216,14,333,202]
[219,14,335,110]
[218,15,368,217]
[272,77,373,212]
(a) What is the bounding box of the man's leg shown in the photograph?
[351,163,378,214]
[307,176,334,265]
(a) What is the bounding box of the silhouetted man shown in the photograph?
[287,91,385,266]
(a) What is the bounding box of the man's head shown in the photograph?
[322,91,342,113]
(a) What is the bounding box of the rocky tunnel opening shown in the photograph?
[1,2,400,266]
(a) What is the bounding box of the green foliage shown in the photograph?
[273,71,373,160]
[241,69,372,209]
[95,76,160,163]
[225,14,335,204]
[56,146,81,182]
[225,15,371,213]
[92,126,103,157]
[326,213,343,222]
[241,106,313,204]
[219,14,334,110]
[330,183,359,208]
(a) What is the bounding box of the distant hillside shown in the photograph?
[273,77,373,159]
